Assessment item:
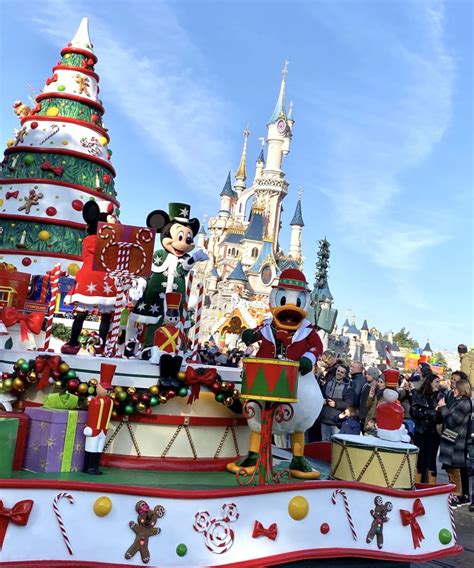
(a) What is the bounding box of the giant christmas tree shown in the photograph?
[0,18,119,276]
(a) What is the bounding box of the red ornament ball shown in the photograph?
[46,206,57,216]
[166,390,176,399]
[320,523,330,535]
[103,174,111,185]
[31,122,39,129]
[66,378,80,393]
[211,381,222,394]
[91,114,98,123]
[22,258,32,267]
[72,199,83,211]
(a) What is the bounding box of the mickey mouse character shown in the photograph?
[227,268,324,479]
[125,500,165,564]
[128,202,208,349]
[366,495,393,549]
[61,201,117,355]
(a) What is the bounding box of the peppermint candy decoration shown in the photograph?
[193,503,239,555]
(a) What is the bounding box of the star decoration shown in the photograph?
[74,442,84,452]
[39,460,46,471]
[179,206,189,217]
[39,421,48,431]
[150,303,160,314]
[57,450,64,462]
[103,282,114,295]
[86,282,97,293]
[137,301,146,312]
[47,437,56,448]
[32,441,41,453]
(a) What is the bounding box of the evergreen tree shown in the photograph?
[0,18,118,276]
[393,327,419,349]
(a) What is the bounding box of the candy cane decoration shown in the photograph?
[385,344,392,368]
[192,283,204,351]
[52,492,74,555]
[179,271,194,352]
[331,489,357,541]
[39,123,60,145]
[448,494,458,542]
[43,263,61,351]
[104,269,130,357]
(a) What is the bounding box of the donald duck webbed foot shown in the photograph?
[226,451,259,475]
[289,455,320,480]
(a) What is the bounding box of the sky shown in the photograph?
[0,0,472,351]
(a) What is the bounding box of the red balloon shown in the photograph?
[22,257,32,266]
[320,523,330,534]
[31,122,39,129]
[72,199,83,211]
[103,174,111,184]
[46,206,57,216]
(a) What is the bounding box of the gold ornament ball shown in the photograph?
[7,139,15,148]
[58,362,70,374]
[46,106,60,117]
[38,230,50,241]
[109,392,116,400]
[114,386,123,393]
[232,389,240,399]
[224,397,234,407]
[93,496,112,517]
[12,378,25,392]
[136,402,146,413]
[0,199,3,207]
[99,136,108,146]
[67,263,80,276]
[26,371,39,384]
[177,371,186,381]
[288,496,309,521]
[89,378,98,387]
[77,383,89,395]
[149,385,159,395]
[127,387,136,395]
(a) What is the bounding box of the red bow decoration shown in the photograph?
[400,498,425,549]
[5,190,19,199]
[35,355,62,391]
[41,161,64,177]
[0,499,34,550]
[32,103,42,114]
[1,307,44,342]
[184,366,217,405]
[81,58,95,69]
[45,73,58,86]
[252,520,278,541]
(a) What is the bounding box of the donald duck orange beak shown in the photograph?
[270,304,306,331]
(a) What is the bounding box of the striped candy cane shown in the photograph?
[52,492,74,555]
[104,269,130,357]
[448,494,458,542]
[331,489,357,541]
[43,263,61,351]
[385,344,392,367]
[179,271,194,352]
[192,283,204,351]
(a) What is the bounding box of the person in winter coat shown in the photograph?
[350,361,366,409]
[398,374,414,439]
[365,374,386,431]
[437,378,472,505]
[458,344,474,388]
[359,367,381,426]
[337,406,361,435]
[410,373,443,483]
[320,364,354,441]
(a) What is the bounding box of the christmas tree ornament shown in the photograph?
[12,377,25,391]
[38,230,50,241]
[46,207,57,216]
[66,263,80,276]
[438,528,452,545]
[320,523,330,534]
[149,385,159,395]
[176,543,188,557]
[23,154,35,165]
[77,383,88,395]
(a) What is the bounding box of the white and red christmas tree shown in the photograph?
[0,18,119,276]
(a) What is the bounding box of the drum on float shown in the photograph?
[240,358,299,403]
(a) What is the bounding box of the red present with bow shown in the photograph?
[0,270,30,309]
[1,307,44,342]
[0,499,34,550]
[400,498,425,549]
[185,367,218,405]
[35,355,62,390]
[252,520,278,541]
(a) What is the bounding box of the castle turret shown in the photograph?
[219,171,236,219]
[289,191,304,261]
[235,128,249,192]
[197,220,207,249]
[360,319,369,344]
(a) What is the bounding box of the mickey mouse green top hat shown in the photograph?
[169,203,191,223]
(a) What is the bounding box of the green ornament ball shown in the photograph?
[176,544,187,557]
[117,391,128,402]
[23,155,35,165]
[20,362,30,372]
[178,387,188,398]
[16,358,26,367]
[57,85,66,91]
[66,369,77,379]
[108,149,113,156]
[3,378,13,391]
[149,396,159,407]
[215,393,225,403]
[88,386,95,395]
[438,528,452,545]
[124,404,135,415]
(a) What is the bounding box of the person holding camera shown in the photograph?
[320,364,354,441]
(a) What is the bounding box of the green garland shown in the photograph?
[37,97,104,128]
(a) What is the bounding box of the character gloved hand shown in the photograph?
[192,249,209,263]
[299,356,313,376]
[129,277,147,301]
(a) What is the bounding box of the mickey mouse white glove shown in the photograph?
[128,277,147,301]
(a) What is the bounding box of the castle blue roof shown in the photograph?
[423,341,432,353]
[222,232,242,244]
[278,257,299,271]
[342,318,350,328]
[220,171,237,198]
[290,198,304,226]
[198,224,207,235]
[257,148,265,163]
[227,261,247,282]
[361,319,369,331]
[315,283,333,301]
[210,267,219,278]
[243,210,265,241]
[249,240,273,273]
[347,323,360,336]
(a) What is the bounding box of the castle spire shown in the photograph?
[290,188,304,227]
[268,60,288,124]
[235,127,250,187]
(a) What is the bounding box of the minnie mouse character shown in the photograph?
[128,202,208,349]
[61,201,117,355]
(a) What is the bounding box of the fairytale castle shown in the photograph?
[192,64,307,346]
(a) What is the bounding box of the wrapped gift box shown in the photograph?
[0,411,28,469]
[24,407,87,473]
[0,418,19,478]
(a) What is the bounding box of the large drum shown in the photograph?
[240,358,299,403]
[331,434,418,489]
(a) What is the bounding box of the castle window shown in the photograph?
[252,247,258,258]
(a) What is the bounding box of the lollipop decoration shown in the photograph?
[193,503,239,554]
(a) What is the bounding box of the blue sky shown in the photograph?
[0,0,472,351]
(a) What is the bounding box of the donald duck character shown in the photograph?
[227,268,324,479]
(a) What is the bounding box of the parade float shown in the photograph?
[0,18,462,568]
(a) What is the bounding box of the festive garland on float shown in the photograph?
[0,357,242,417]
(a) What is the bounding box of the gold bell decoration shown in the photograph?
[127,387,136,395]
[77,383,89,395]
[136,402,147,413]
[224,397,234,407]
[26,371,39,384]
